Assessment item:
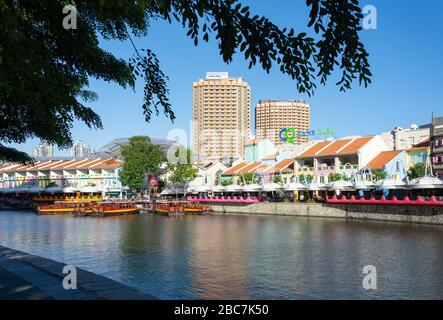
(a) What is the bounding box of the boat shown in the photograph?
[153,202,212,216]
[36,201,91,215]
[153,203,186,216]
[36,201,139,216]
[183,203,212,215]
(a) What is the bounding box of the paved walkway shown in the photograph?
[0,246,157,300]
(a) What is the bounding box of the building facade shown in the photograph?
[380,124,429,151]
[192,72,250,162]
[405,138,430,169]
[431,116,443,178]
[255,99,310,146]
[32,141,54,158]
[71,140,92,158]
[366,150,406,180]
[0,158,123,190]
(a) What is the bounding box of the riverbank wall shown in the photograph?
[211,203,443,225]
[0,246,157,300]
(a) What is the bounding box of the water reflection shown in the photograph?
[0,211,442,299]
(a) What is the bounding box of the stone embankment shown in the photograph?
[211,203,443,225]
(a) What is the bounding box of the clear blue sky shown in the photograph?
[13,0,443,155]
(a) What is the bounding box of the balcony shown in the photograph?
[316,166,336,175]
[337,164,359,172]
[295,167,314,174]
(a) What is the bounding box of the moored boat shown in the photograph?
[153,202,212,216]
[36,201,139,216]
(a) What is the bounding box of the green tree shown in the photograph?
[119,136,165,190]
[328,173,343,182]
[371,169,388,181]
[271,175,283,184]
[241,173,255,184]
[328,173,351,181]
[1,1,371,162]
[299,174,313,184]
[407,162,429,180]
[166,148,198,184]
[214,169,223,186]
[221,178,233,186]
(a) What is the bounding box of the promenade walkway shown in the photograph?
[0,246,156,300]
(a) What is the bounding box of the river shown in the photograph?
[0,210,442,299]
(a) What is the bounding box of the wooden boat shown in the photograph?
[37,201,139,216]
[153,203,212,216]
[153,203,186,216]
[183,203,212,215]
[36,201,90,215]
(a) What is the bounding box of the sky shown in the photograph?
[11,0,443,155]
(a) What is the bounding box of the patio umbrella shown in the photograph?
[328,180,354,191]
[80,186,98,193]
[63,186,79,193]
[308,182,328,191]
[283,182,308,191]
[242,184,263,192]
[211,185,226,193]
[194,184,212,193]
[354,179,376,190]
[375,178,406,189]
[262,183,283,192]
[224,184,243,192]
[408,176,443,189]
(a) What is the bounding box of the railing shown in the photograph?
[338,164,358,171]
[326,195,443,206]
[296,167,314,173]
[187,195,260,204]
[317,166,335,171]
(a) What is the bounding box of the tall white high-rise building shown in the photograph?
[71,140,92,158]
[32,140,54,158]
[192,72,250,162]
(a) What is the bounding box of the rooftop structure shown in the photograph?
[97,137,176,159]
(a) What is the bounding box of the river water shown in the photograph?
[0,210,442,299]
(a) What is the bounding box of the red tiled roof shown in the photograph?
[223,162,248,175]
[366,151,403,169]
[316,139,352,157]
[251,164,270,173]
[236,162,261,174]
[0,158,123,173]
[338,137,373,155]
[264,158,294,173]
[297,141,332,158]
